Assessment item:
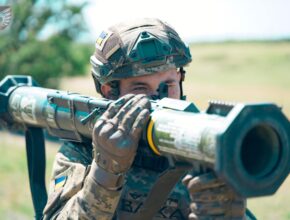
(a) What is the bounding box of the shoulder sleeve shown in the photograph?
[43,142,122,220]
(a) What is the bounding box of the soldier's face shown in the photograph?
[118,68,181,99]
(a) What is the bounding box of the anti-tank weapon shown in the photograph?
[0,75,289,214]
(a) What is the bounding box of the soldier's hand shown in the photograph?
[92,94,151,174]
[182,172,246,220]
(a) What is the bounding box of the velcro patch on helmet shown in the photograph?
[105,44,121,60]
[96,30,113,51]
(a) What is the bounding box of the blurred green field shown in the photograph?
[185,41,290,115]
[0,41,290,219]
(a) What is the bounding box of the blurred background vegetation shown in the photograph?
[0,0,290,219]
[0,0,92,88]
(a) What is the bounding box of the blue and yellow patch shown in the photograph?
[54,176,67,190]
[95,30,112,50]
[96,31,107,45]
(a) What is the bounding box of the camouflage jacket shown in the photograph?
[43,141,191,220]
[43,141,255,220]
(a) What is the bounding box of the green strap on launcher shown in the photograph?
[0,75,48,219]
[25,127,47,220]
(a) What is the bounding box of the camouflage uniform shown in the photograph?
[43,142,256,220]
[43,142,191,220]
[43,18,255,220]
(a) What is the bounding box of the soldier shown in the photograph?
[43,18,254,219]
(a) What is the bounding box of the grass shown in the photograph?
[1,41,290,219]
[0,132,59,220]
[184,41,290,115]
[248,176,290,219]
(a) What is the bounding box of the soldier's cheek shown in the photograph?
[168,87,180,99]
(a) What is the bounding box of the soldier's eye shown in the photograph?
[133,87,147,91]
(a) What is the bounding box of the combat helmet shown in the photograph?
[90,18,192,98]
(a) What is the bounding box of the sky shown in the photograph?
[83,0,290,43]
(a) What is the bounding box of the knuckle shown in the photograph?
[142,109,150,118]
[98,128,110,139]
[109,104,119,112]
[135,94,146,99]
[93,120,103,134]
[124,93,134,99]
[140,97,151,108]
[121,105,131,114]
[137,114,148,125]
[107,102,116,111]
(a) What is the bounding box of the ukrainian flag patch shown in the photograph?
[54,176,67,190]
[95,30,112,50]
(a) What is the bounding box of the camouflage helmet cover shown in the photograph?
[90,18,192,85]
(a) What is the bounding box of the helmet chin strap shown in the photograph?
[107,81,120,100]
[179,67,186,100]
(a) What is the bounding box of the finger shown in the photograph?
[113,94,147,121]
[98,121,119,141]
[190,201,228,216]
[95,95,139,141]
[93,118,107,136]
[226,199,246,218]
[188,212,198,220]
[120,97,150,134]
[101,94,135,120]
[190,200,245,218]
[130,108,150,139]
[93,116,119,140]
[182,174,194,186]
[186,172,225,193]
[189,212,224,220]
[190,185,234,202]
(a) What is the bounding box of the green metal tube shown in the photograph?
[1,75,290,198]
[147,109,226,165]
[146,102,290,197]
[7,86,111,141]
